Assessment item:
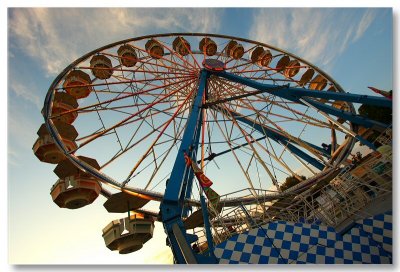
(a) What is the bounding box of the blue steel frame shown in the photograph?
[160,69,392,264]
[160,70,216,264]
[210,71,391,150]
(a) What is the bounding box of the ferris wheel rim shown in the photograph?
[42,32,358,206]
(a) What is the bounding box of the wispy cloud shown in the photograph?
[353,9,376,42]
[9,80,41,109]
[9,8,222,76]
[249,8,378,69]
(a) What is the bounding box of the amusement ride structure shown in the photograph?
[33,33,392,264]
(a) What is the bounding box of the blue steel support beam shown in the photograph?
[161,70,207,217]
[182,107,203,217]
[208,71,391,130]
[221,107,330,157]
[160,70,217,264]
[200,194,216,258]
[301,98,389,131]
[221,108,325,170]
[209,71,392,108]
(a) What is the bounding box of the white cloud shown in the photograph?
[353,9,376,42]
[249,8,378,69]
[9,80,41,109]
[8,8,222,76]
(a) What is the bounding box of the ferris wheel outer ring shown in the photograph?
[42,33,357,204]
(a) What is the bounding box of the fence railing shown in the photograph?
[191,130,392,253]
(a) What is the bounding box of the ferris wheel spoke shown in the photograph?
[213,105,327,171]
[230,102,331,129]
[92,73,193,99]
[225,59,252,72]
[77,65,195,77]
[232,65,308,75]
[215,40,230,62]
[143,114,188,190]
[77,99,186,116]
[248,108,331,164]
[212,77,278,103]
[227,97,330,159]
[53,76,195,121]
[211,75,332,163]
[218,104,281,190]
[96,108,160,169]
[99,105,185,170]
[123,79,199,184]
[100,94,192,172]
[210,109,258,195]
[55,74,194,92]
[210,79,276,122]
[76,78,196,151]
[224,44,257,67]
[176,36,202,69]
[152,38,199,71]
[250,134,304,180]
[208,78,250,108]
[272,98,337,129]
[124,102,187,145]
[101,48,194,74]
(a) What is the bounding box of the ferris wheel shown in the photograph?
[33,33,391,264]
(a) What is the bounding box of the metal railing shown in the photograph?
[189,127,393,253]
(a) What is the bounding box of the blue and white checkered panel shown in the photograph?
[338,226,391,263]
[293,244,362,264]
[214,221,339,264]
[285,221,339,248]
[214,211,392,264]
[292,225,391,264]
[356,210,392,254]
[214,225,288,264]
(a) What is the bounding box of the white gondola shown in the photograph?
[102,214,155,254]
[51,156,101,209]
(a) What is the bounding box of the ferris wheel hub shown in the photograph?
[202,58,226,71]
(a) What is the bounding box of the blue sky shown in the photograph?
[3,4,397,269]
